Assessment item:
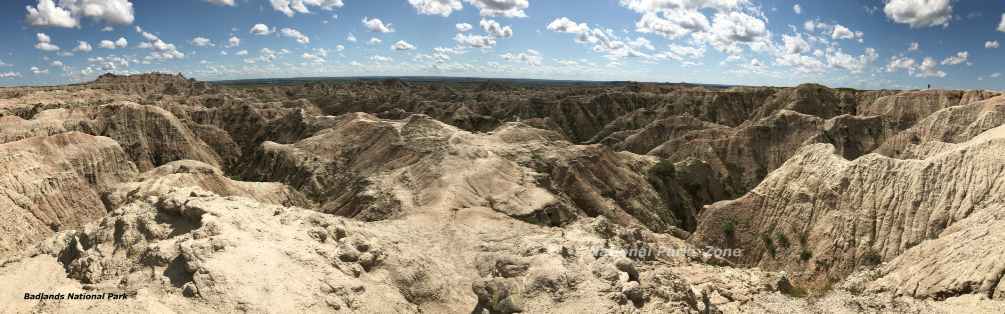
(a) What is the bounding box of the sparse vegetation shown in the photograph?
[800,249,813,261]
[761,233,776,257]
[722,220,736,237]
[775,232,790,249]
[650,159,676,178]
[862,250,883,266]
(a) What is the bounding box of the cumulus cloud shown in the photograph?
[226,36,240,48]
[696,11,770,55]
[26,0,135,28]
[546,17,589,34]
[0,72,22,79]
[465,0,529,18]
[633,10,710,39]
[883,0,952,28]
[793,4,801,14]
[999,13,1005,32]
[620,0,746,12]
[908,42,919,51]
[782,33,809,54]
[547,17,656,60]
[501,49,542,66]
[204,0,235,6]
[280,28,310,44]
[31,66,49,75]
[480,19,513,38]
[409,0,463,17]
[392,40,417,50]
[456,23,473,32]
[831,24,853,39]
[190,37,214,47]
[270,0,344,17]
[34,33,60,51]
[236,49,249,56]
[917,56,946,77]
[986,41,1000,49]
[346,33,357,42]
[825,48,877,73]
[73,40,93,52]
[363,17,394,33]
[454,33,496,48]
[135,26,185,60]
[371,55,393,63]
[368,37,383,45]
[940,51,967,65]
[250,23,275,35]
[667,43,705,60]
[886,55,916,72]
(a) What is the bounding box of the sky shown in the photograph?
[1,0,1005,90]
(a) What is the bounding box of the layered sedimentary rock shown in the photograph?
[0,132,137,258]
[691,124,1005,290]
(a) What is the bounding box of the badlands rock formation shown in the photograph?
[1,73,1004,313]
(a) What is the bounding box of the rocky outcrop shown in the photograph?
[0,132,137,258]
[691,125,1005,291]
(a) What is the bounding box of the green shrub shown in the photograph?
[775,232,790,249]
[650,159,676,178]
[800,249,813,261]
[722,220,735,237]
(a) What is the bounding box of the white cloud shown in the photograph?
[0,72,22,79]
[908,42,919,51]
[73,40,93,52]
[634,10,710,39]
[465,0,529,18]
[236,49,249,56]
[368,37,383,45]
[620,0,747,12]
[115,37,128,48]
[998,13,1005,32]
[250,23,275,35]
[986,41,1000,49]
[793,4,801,14]
[480,19,513,38]
[280,28,310,44]
[667,43,705,59]
[371,55,393,63]
[270,0,344,17]
[204,0,235,6]
[392,40,417,51]
[409,0,463,17]
[190,37,215,47]
[885,55,916,72]
[696,11,769,56]
[782,33,809,54]
[940,51,967,65]
[135,26,185,60]
[31,66,49,75]
[831,24,854,40]
[992,72,1002,78]
[546,17,589,34]
[51,60,63,67]
[363,17,394,33]
[454,33,496,48]
[346,33,357,42]
[917,56,946,77]
[226,36,240,48]
[501,49,542,65]
[825,48,877,73]
[26,0,135,28]
[883,0,952,28]
[34,33,60,51]
[99,40,116,49]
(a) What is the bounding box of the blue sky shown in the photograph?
[2,0,1005,89]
